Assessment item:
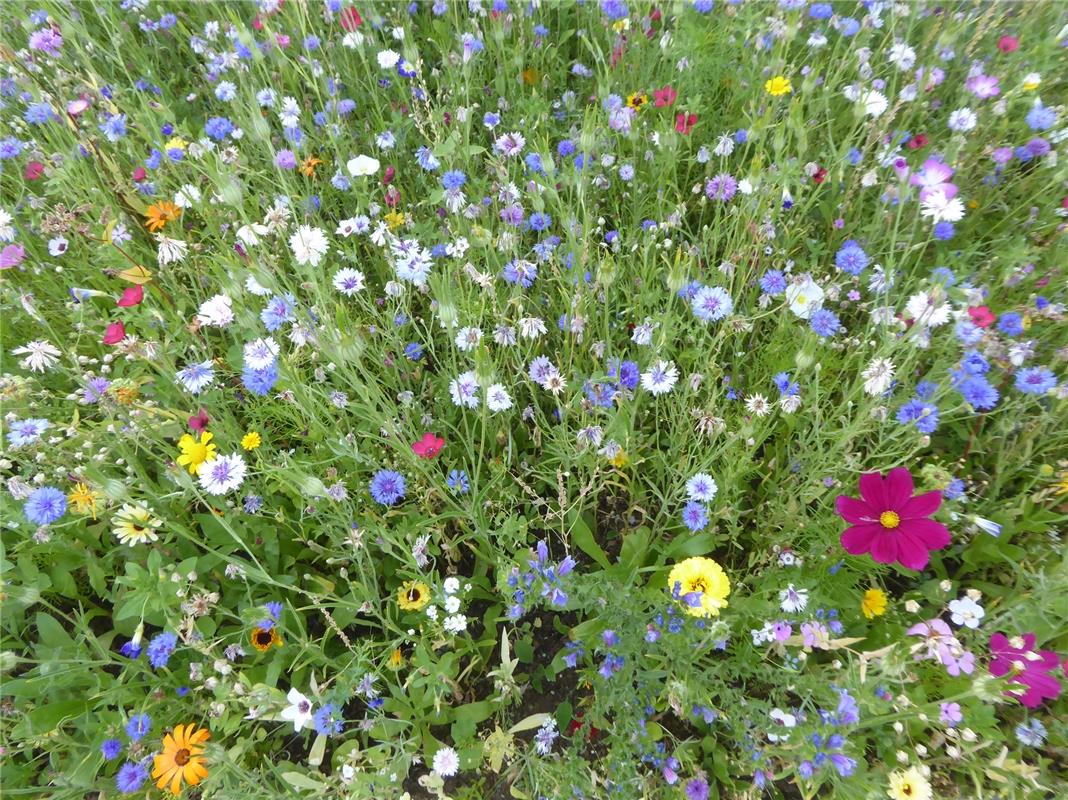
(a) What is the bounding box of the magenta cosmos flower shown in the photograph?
[835,467,951,570]
[988,632,1064,708]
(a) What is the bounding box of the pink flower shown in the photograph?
[836,467,951,571]
[188,408,210,433]
[996,35,1018,53]
[102,321,126,345]
[988,632,1064,708]
[967,305,995,328]
[675,113,697,135]
[340,7,362,30]
[117,284,144,307]
[653,85,677,108]
[412,433,445,459]
[25,161,44,181]
[1,243,26,270]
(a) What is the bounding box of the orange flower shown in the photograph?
[250,625,283,652]
[144,201,181,232]
[300,155,323,177]
[151,723,210,795]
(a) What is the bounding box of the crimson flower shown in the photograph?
[412,433,445,459]
[675,113,697,135]
[967,305,995,328]
[103,321,126,345]
[188,408,210,433]
[835,467,951,571]
[988,633,1063,708]
[340,7,362,31]
[117,284,144,307]
[653,85,677,108]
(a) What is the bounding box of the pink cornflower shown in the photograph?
[988,633,1064,708]
[836,467,951,571]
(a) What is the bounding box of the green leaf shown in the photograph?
[568,512,610,570]
[281,771,327,792]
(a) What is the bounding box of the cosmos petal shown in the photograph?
[841,523,881,554]
[885,467,915,507]
[858,472,886,509]
[869,532,899,564]
[836,495,876,524]
[901,490,942,520]
[904,518,951,550]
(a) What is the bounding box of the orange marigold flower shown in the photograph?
[151,723,210,795]
[144,201,181,232]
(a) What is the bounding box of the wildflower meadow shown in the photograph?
[2,1,1068,799]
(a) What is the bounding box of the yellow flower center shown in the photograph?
[879,511,900,529]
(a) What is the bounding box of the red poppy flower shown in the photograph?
[835,467,951,571]
[988,632,1063,708]
[967,305,995,328]
[102,321,126,345]
[653,85,676,108]
[132,166,147,182]
[412,433,445,459]
[117,284,144,307]
[675,113,697,135]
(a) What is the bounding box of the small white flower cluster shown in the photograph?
[425,576,471,634]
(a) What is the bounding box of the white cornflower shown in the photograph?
[887,42,916,71]
[243,337,278,370]
[449,371,480,409]
[332,268,366,296]
[631,319,657,346]
[745,394,772,417]
[905,291,951,328]
[376,49,400,69]
[156,234,188,265]
[862,358,896,396]
[236,223,268,246]
[280,688,314,732]
[860,89,888,117]
[11,340,61,373]
[196,294,234,328]
[289,225,329,266]
[779,584,809,614]
[494,325,517,346]
[947,107,977,133]
[197,453,247,495]
[920,189,965,223]
[640,360,679,395]
[686,473,718,503]
[432,746,460,777]
[486,384,513,412]
[173,184,201,208]
[454,327,482,352]
[518,317,547,340]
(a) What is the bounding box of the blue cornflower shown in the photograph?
[266,601,283,621]
[24,102,55,124]
[312,703,344,736]
[557,139,576,158]
[528,212,551,232]
[242,364,279,397]
[997,312,1024,336]
[441,170,466,190]
[957,376,999,410]
[760,269,787,296]
[809,2,832,17]
[146,632,178,669]
[120,639,142,659]
[773,372,799,397]
[261,294,296,331]
[1015,367,1056,395]
[204,116,233,141]
[125,713,151,742]
[834,241,869,275]
[176,361,215,394]
[7,418,50,447]
[115,762,148,793]
[691,285,734,323]
[101,738,122,760]
[915,380,938,400]
[933,222,955,240]
[954,320,984,346]
[897,398,940,434]
[415,146,440,171]
[99,114,127,142]
[600,0,629,20]
[448,469,469,495]
[1016,719,1047,747]
[681,501,709,532]
[524,153,545,174]
[24,487,67,525]
[1025,102,1056,131]
[809,309,840,337]
[960,350,989,375]
[943,478,966,501]
[404,342,424,361]
[502,259,537,288]
[369,470,406,506]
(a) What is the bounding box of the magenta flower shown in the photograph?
[908,158,957,201]
[836,467,951,571]
[988,633,1064,708]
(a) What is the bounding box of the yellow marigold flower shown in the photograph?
[68,482,100,519]
[114,384,140,405]
[610,449,629,469]
[765,76,792,96]
[668,557,730,617]
[250,625,283,652]
[241,431,262,451]
[144,201,182,232]
[384,210,406,230]
[388,647,405,669]
[152,723,210,796]
[113,503,162,546]
[398,580,431,611]
[861,587,888,619]
[887,767,932,800]
[176,432,217,475]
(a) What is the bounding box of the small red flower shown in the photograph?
[653,85,676,108]
[189,408,210,433]
[907,134,928,150]
[132,166,147,182]
[382,165,395,186]
[25,161,44,180]
[339,7,362,31]
[967,305,995,328]
[836,467,951,571]
[102,321,126,345]
[117,284,144,307]
[412,433,445,459]
[384,185,400,207]
[997,35,1018,53]
[812,167,827,184]
[675,113,696,135]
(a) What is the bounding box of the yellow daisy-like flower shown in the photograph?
[250,625,283,653]
[176,432,217,475]
[610,449,629,469]
[112,503,162,546]
[388,647,406,669]
[626,92,648,111]
[241,431,262,451]
[1021,72,1041,91]
[764,76,792,96]
[861,587,888,619]
[384,210,406,230]
[144,200,182,232]
[398,580,431,611]
[151,723,210,796]
[887,767,932,800]
[667,557,730,617]
[164,136,188,152]
[68,482,101,519]
[1054,471,1068,496]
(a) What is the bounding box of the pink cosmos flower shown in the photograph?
[988,632,1064,708]
[836,467,951,571]
[102,321,126,345]
[967,305,995,328]
[412,433,445,459]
